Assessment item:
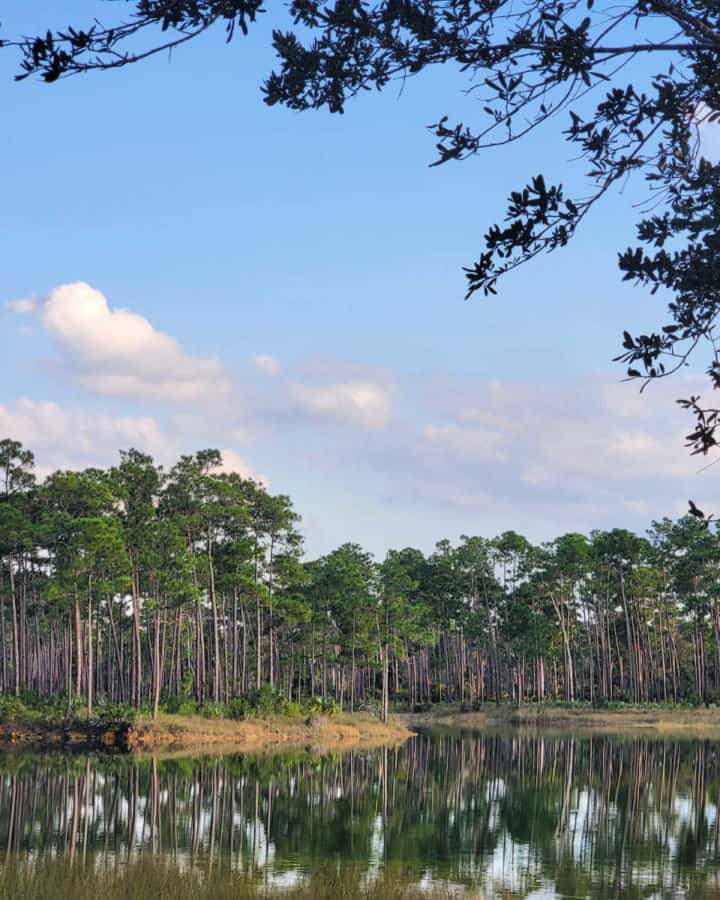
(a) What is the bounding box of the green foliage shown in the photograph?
[162,691,344,722]
[303,696,340,718]
[251,685,287,715]
[198,701,226,720]
[163,696,199,716]
[8,435,720,717]
[0,693,138,728]
[0,697,28,723]
[91,701,138,727]
[227,687,288,720]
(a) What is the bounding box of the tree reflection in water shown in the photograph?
[0,732,719,897]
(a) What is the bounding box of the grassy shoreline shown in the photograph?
[398,702,720,735]
[125,711,413,752]
[7,698,720,753]
[0,711,413,754]
[0,859,453,900]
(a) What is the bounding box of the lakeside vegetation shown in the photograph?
[402,700,720,736]
[0,861,451,900]
[6,437,720,730]
[0,692,410,753]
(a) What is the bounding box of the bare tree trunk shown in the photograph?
[9,564,19,698]
[381,644,389,724]
[207,534,221,704]
[86,584,93,719]
[152,608,162,720]
[74,596,83,700]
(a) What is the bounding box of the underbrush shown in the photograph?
[394,697,720,714]
[0,689,343,729]
[164,688,341,722]
[0,693,138,729]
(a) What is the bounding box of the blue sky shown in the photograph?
[2,4,719,557]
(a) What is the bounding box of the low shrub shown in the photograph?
[163,695,198,716]
[303,696,340,718]
[225,691,340,720]
[0,697,28,723]
[251,685,287,716]
[284,701,304,718]
[91,701,138,728]
[199,702,226,720]
[226,697,252,720]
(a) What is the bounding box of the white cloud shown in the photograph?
[290,380,391,429]
[536,421,691,482]
[0,398,174,473]
[75,373,222,403]
[5,283,714,556]
[230,426,256,445]
[251,355,281,376]
[422,377,696,486]
[218,448,268,486]
[0,399,273,490]
[33,282,231,403]
[5,298,36,314]
[331,370,715,549]
[423,423,508,460]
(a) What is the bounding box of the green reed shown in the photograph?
[0,858,462,900]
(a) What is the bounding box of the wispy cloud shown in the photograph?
[289,380,392,430]
[251,355,281,376]
[5,298,36,314]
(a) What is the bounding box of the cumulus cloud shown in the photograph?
[30,282,231,403]
[251,355,281,376]
[289,380,391,430]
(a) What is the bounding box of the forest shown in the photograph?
[2,437,720,722]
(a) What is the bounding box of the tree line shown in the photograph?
[3,437,720,721]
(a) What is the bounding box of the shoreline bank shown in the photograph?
[0,713,413,754]
[398,703,720,736]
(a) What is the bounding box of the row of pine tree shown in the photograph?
[2,438,720,721]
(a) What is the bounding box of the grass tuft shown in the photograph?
[0,859,459,900]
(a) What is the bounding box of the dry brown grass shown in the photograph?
[127,712,414,752]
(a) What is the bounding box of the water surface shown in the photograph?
[1,730,719,897]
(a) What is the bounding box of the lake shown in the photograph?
[0,729,719,898]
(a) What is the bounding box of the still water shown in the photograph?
[0,730,719,898]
